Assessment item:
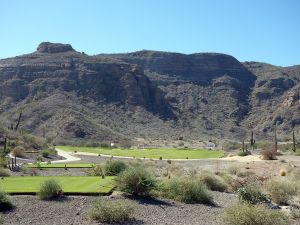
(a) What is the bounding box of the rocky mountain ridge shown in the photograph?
[0,42,299,143]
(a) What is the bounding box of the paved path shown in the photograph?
[51,148,81,163]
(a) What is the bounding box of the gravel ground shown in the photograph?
[2,191,237,225]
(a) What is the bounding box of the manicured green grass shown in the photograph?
[26,163,95,168]
[58,146,224,159]
[0,176,114,194]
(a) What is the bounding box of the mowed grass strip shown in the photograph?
[26,163,95,168]
[0,176,114,194]
[58,146,224,159]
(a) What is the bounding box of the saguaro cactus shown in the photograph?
[250,131,255,150]
[293,130,296,152]
[274,126,278,153]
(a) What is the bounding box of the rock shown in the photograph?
[37,42,75,53]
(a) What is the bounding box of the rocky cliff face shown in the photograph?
[0,43,299,142]
[0,43,173,141]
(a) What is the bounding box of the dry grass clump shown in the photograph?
[38,179,63,200]
[261,147,277,160]
[227,166,240,175]
[116,165,156,197]
[0,168,10,177]
[12,146,25,157]
[199,173,227,192]
[264,177,296,204]
[223,203,291,225]
[88,198,135,223]
[156,177,214,204]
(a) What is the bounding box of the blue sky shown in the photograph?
[0,0,299,66]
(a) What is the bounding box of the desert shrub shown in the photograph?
[199,173,227,192]
[157,177,213,204]
[223,203,291,225]
[104,160,127,176]
[237,170,255,178]
[12,146,25,157]
[88,165,105,177]
[89,198,135,223]
[223,141,240,151]
[117,166,156,197]
[227,166,240,175]
[237,151,250,156]
[236,186,267,204]
[41,150,51,158]
[0,190,13,211]
[0,157,8,168]
[262,147,277,160]
[264,177,296,204]
[38,179,63,200]
[100,142,109,148]
[0,168,10,177]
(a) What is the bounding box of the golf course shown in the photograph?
[58,146,224,159]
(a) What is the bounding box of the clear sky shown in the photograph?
[0,0,299,66]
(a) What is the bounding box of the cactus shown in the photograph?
[274,126,278,152]
[14,111,22,131]
[293,130,296,152]
[250,131,255,150]
[242,140,245,152]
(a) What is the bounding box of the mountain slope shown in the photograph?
[0,42,299,143]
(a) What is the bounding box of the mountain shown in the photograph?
[0,42,299,144]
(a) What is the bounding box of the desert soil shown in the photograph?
[3,192,236,225]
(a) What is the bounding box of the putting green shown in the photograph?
[26,163,95,168]
[0,176,114,194]
[58,146,224,159]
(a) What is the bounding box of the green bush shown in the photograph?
[264,177,296,204]
[0,190,13,211]
[0,214,3,224]
[117,166,156,197]
[223,203,291,225]
[199,173,227,192]
[41,150,50,158]
[38,179,63,200]
[236,186,267,204]
[157,177,213,204]
[88,198,134,223]
[104,160,127,176]
[0,168,10,177]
